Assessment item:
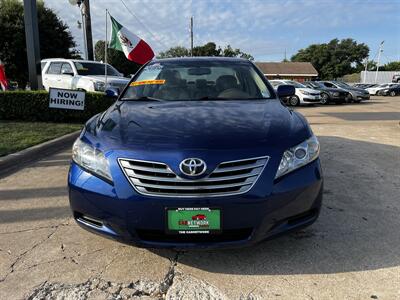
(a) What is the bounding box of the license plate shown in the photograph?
[166,207,221,234]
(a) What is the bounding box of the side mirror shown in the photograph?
[277,84,295,98]
[105,88,119,98]
[61,70,74,76]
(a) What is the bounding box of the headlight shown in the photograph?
[72,139,112,182]
[299,89,311,95]
[93,81,106,92]
[275,135,320,179]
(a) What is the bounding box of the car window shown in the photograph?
[74,62,120,76]
[322,82,334,88]
[47,62,62,74]
[61,63,73,74]
[122,61,274,101]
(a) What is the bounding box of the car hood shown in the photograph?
[83,75,130,83]
[84,100,311,154]
[297,88,320,93]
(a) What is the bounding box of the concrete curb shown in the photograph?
[0,130,80,178]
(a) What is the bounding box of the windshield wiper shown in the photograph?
[122,96,164,102]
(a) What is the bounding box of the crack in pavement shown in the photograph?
[0,222,68,283]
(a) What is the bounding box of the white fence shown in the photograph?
[361,71,399,84]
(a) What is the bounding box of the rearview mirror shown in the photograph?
[105,88,119,98]
[277,85,295,98]
[188,67,211,76]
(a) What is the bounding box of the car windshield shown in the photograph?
[74,62,121,76]
[334,81,350,88]
[305,81,322,88]
[121,60,274,101]
[285,80,306,88]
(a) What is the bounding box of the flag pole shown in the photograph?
[105,9,108,90]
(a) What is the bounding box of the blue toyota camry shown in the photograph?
[68,57,323,249]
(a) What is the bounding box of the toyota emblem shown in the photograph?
[179,158,207,176]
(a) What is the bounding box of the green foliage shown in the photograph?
[158,46,190,58]
[380,61,400,71]
[0,121,82,157]
[95,40,141,77]
[158,42,254,60]
[0,91,115,123]
[291,38,369,79]
[0,0,77,86]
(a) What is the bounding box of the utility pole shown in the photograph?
[23,0,42,90]
[81,0,94,60]
[363,56,369,83]
[374,41,384,83]
[190,16,193,57]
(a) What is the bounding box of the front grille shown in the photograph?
[118,156,269,197]
[135,228,253,243]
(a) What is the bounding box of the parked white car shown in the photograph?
[269,79,321,106]
[366,83,398,95]
[41,59,130,92]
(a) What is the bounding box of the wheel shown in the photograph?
[289,95,300,106]
[320,93,330,105]
[345,93,353,103]
[390,91,396,97]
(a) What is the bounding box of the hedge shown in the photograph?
[0,91,116,123]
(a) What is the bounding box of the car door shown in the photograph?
[59,62,75,89]
[43,62,62,89]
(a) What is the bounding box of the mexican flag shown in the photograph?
[109,15,154,65]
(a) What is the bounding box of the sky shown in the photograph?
[44,0,400,64]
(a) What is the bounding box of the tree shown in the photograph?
[0,0,77,86]
[291,38,369,79]
[158,42,254,60]
[94,40,141,77]
[380,61,400,71]
[158,46,190,58]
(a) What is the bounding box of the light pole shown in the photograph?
[23,0,42,90]
[374,41,384,84]
[69,0,94,60]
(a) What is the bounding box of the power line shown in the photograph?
[118,0,169,50]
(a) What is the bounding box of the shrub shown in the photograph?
[0,90,115,123]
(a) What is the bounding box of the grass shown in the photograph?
[0,121,82,157]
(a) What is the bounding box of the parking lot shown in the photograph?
[0,96,399,299]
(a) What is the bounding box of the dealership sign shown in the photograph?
[49,88,85,110]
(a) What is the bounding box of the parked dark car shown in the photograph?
[392,74,400,83]
[303,81,348,104]
[381,84,400,96]
[68,57,323,249]
[318,81,370,103]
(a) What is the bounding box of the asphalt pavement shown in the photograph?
[0,96,399,300]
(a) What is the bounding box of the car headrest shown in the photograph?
[196,79,208,89]
[216,75,238,91]
[159,70,181,86]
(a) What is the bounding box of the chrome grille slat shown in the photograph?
[131,179,253,190]
[118,156,269,197]
[126,168,259,183]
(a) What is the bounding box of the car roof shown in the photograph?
[41,58,105,64]
[151,56,251,64]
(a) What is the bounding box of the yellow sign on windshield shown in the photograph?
[130,79,165,86]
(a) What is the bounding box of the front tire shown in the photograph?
[320,93,330,105]
[390,91,396,97]
[289,95,300,106]
[345,93,353,103]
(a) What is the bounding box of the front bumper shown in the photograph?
[68,159,323,249]
[302,95,321,103]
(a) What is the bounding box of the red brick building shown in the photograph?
[255,62,318,82]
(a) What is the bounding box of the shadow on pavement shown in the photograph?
[151,136,400,275]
